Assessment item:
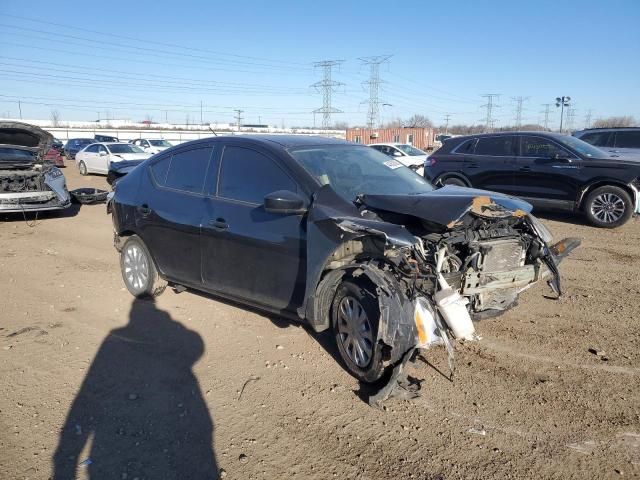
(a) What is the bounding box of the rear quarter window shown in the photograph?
[164,147,213,194]
[615,131,640,149]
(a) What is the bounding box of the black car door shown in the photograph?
[511,135,582,209]
[201,143,307,312]
[136,144,215,285]
[463,135,517,193]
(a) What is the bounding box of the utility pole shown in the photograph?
[200,100,203,125]
[165,111,168,123]
[234,109,244,132]
[311,60,344,129]
[18,101,22,119]
[555,96,571,133]
[480,94,500,133]
[540,103,552,130]
[584,109,593,129]
[359,55,392,129]
[512,96,529,128]
[443,114,451,135]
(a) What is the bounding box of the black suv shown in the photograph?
[425,132,640,228]
[110,135,577,382]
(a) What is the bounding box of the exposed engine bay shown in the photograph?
[301,185,580,403]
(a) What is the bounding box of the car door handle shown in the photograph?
[137,204,152,217]
[519,166,531,171]
[209,218,228,231]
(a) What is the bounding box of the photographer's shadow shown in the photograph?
[53,299,218,479]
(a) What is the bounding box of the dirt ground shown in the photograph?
[1,163,639,480]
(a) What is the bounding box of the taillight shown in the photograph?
[425,156,437,167]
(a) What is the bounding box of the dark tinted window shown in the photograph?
[164,147,212,193]
[85,144,99,153]
[150,155,171,185]
[474,136,516,156]
[580,132,612,147]
[453,139,475,154]
[219,146,296,204]
[520,136,569,158]
[615,131,640,148]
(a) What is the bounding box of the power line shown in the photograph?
[512,96,530,128]
[234,109,244,132]
[360,55,392,128]
[443,114,451,134]
[480,94,501,132]
[540,103,552,130]
[311,60,344,129]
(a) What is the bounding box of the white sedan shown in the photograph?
[130,138,173,154]
[369,143,428,176]
[76,143,151,175]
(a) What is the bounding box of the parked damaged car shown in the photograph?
[109,136,579,383]
[0,122,71,213]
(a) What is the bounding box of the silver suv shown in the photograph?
[573,128,640,156]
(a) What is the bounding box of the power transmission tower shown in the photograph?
[234,109,244,132]
[443,114,451,135]
[540,104,552,130]
[584,110,593,128]
[565,106,577,132]
[480,94,500,132]
[359,55,392,128]
[512,96,529,128]
[311,60,344,129]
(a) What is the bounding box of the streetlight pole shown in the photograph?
[555,96,571,133]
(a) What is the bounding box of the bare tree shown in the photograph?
[333,121,349,130]
[50,110,61,127]
[405,114,433,128]
[591,116,636,128]
[144,114,154,128]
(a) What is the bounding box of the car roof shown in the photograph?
[369,143,409,146]
[575,127,640,132]
[449,131,566,141]
[229,134,351,148]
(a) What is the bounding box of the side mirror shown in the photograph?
[264,190,307,214]
[99,151,107,156]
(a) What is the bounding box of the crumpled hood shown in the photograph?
[359,185,533,228]
[0,121,53,158]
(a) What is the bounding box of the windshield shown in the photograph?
[396,144,426,156]
[149,139,171,147]
[290,145,434,202]
[556,135,607,158]
[108,144,144,154]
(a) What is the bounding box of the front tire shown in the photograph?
[331,280,385,383]
[120,235,167,298]
[584,185,633,228]
[78,160,88,176]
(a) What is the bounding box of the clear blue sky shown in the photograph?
[0,0,638,128]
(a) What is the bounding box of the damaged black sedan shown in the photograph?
[110,136,579,382]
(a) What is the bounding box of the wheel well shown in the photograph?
[578,181,635,210]
[435,173,470,187]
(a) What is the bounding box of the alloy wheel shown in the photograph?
[336,295,374,368]
[123,243,149,291]
[591,193,626,224]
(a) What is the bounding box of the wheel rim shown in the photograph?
[591,193,626,223]
[123,244,149,291]
[337,296,373,368]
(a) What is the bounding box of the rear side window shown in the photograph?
[453,139,475,154]
[218,146,297,204]
[615,131,640,148]
[580,132,612,147]
[150,155,170,185]
[85,145,99,153]
[474,136,517,156]
[164,147,212,194]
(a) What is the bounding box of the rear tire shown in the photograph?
[439,176,468,187]
[78,161,88,176]
[119,235,167,298]
[583,185,633,228]
[331,280,385,383]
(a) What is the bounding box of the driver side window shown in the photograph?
[519,136,570,158]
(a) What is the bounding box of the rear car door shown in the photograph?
[201,143,307,311]
[97,145,110,173]
[136,144,215,285]
[512,135,582,209]
[464,135,517,193]
[80,144,99,170]
[613,130,640,154]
